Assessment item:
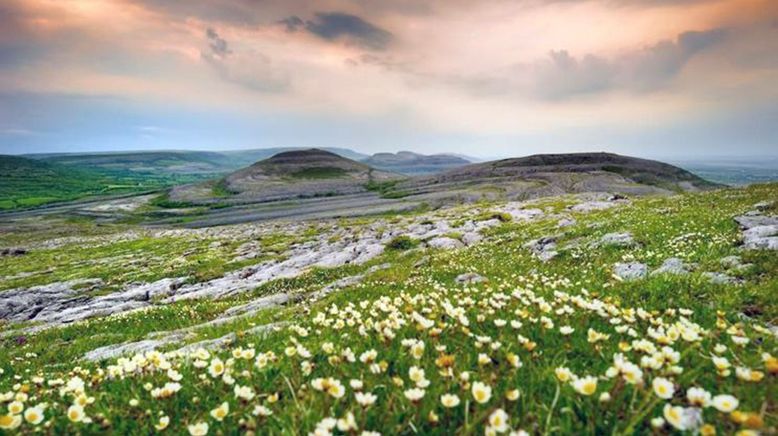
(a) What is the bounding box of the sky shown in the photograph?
[0,0,777,159]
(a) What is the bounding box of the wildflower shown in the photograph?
[663,404,690,431]
[472,381,492,404]
[687,387,711,407]
[0,414,21,430]
[355,392,377,407]
[572,376,597,396]
[154,416,170,430]
[712,394,739,413]
[599,392,611,402]
[404,388,425,402]
[208,358,225,378]
[488,409,510,433]
[555,367,573,383]
[507,353,522,369]
[650,417,665,428]
[67,405,85,423]
[350,379,363,390]
[411,341,425,359]
[23,405,44,425]
[188,422,209,436]
[252,404,273,416]
[234,385,255,401]
[506,389,520,401]
[409,366,425,383]
[652,377,675,399]
[560,326,574,335]
[440,394,460,408]
[337,412,358,432]
[7,401,23,415]
[210,401,229,421]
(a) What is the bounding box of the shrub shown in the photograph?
[386,235,419,250]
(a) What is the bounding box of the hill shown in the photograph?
[0,155,140,210]
[27,148,369,178]
[169,149,403,203]
[385,152,720,201]
[362,151,471,175]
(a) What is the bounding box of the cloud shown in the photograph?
[534,28,726,99]
[201,28,289,92]
[281,12,393,50]
[205,27,231,57]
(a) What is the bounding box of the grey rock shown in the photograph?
[84,332,191,362]
[570,201,617,213]
[455,273,487,285]
[613,262,648,281]
[461,232,483,246]
[702,272,737,285]
[557,218,576,228]
[524,236,558,261]
[426,237,464,250]
[742,225,778,250]
[754,201,773,211]
[734,215,778,230]
[599,232,635,247]
[651,257,692,276]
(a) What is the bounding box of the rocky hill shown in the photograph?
[362,151,471,175]
[388,152,720,201]
[170,149,402,203]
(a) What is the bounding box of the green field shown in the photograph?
[0,184,776,434]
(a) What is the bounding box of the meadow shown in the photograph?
[0,183,776,435]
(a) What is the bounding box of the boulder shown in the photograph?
[651,258,692,276]
[427,237,464,250]
[599,232,635,247]
[524,236,558,261]
[613,262,648,281]
[455,273,487,285]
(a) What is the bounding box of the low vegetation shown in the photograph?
[0,183,776,435]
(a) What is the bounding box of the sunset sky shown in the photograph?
[0,0,776,158]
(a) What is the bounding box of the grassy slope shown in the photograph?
[0,155,125,210]
[0,184,776,434]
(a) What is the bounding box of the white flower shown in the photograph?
[652,377,674,399]
[488,408,510,433]
[559,326,575,335]
[355,392,377,407]
[471,382,492,404]
[572,376,598,396]
[404,388,425,402]
[686,387,711,407]
[23,406,45,425]
[440,393,460,408]
[234,385,255,401]
[712,394,739,412]
[188,422,209,435]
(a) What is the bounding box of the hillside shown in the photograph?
[0,155,135,210]
[169,149,403,203]
[362,151,471,175]
[0,181,776,434]
[384,152,720,201]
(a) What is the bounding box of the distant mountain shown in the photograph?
[169,149,402,203]
[26,148,370,177]
[362,151,471,175]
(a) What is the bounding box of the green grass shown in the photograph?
[0,155,215,211]
[289,167,349,179]
[0,183,776,434]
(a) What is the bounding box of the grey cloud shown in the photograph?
[201,28,289,92]
[205,28,232,57]
[299,12,392,50]
[278,15,304,32]
[534,28,726,99]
